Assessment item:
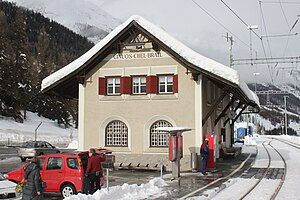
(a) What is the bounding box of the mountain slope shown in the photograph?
[0,1,93,125]
[6,0,121,43]
[247,83,300,134]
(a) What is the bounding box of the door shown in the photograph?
[205,133,215,169]
[42,157,65,192]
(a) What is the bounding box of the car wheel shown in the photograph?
[20,157,26,162]
[61,184,76,198]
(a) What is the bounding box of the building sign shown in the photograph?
[104,51,169,61]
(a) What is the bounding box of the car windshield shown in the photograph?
[0,173,5,181]
[21,142,35,148]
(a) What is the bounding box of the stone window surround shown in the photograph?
[99,115,177,153]
[99,116,132,152]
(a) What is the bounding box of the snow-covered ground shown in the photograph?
[64,177,167,200]
[0,112,77,146]
[272,135,300,146]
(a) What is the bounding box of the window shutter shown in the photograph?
[173,74,178,93]
[98,77,106,95]
[146,76,158,94]
[121,76,131,94]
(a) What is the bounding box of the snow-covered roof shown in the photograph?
[41,15,258,107]
[239,81,260,106]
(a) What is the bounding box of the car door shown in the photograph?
[42,156,65,192]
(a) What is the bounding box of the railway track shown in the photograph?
[239,139,287,200]
[238,141,272,200]
[180,138,290,200]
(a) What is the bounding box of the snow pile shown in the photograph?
[64,177,167,200]
[67,140,78,149]
[256,115,278,131]
[289,121,300,135]
[244,135,257,146]
[0,112,77,145]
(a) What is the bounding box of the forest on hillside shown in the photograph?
[0,1,94,127]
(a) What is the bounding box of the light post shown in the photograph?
[253,72,260,93]
[247,25,258,66]
[35,122,42,141]
[284,96,289,135]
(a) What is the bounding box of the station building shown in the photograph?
[42,15,259,171]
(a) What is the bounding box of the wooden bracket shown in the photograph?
[202,86,229,126]
[214,97,235,126]
[223,101,243,127]
[232,104,248,123]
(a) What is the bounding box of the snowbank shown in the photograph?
[276,135,300,145]
[64,177,167,200]
[0,112,77,145]
[67,140,78,149]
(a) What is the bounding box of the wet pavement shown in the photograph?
[0,147,256,199]
[160,153,256,199]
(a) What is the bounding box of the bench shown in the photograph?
[220,147,241,159]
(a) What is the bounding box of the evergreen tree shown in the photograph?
[0,1,94,126]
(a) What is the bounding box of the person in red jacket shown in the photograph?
[85,148,105,194]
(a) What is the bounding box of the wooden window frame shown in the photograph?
[132,75,147,95]
[106,76,121,96]
[150,120,173,148]
[105,120,128,147]
[158,74,174,94]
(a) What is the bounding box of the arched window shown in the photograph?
[150,120,173,147]
[105,120,128,147]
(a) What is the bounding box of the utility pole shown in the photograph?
[284,96,288,135]
[247,25,259,66]
[223,33,234,68]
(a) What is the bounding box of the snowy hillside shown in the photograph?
[247,83,300,135]
[0,112,77,146]
[6,0,121,43]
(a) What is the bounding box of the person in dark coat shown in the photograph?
[200,138,210,175]
[22,157,43,200]
[85,148,105,194]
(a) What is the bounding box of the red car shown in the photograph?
[7,149,114,198]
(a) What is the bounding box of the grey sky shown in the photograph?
[89,0,300,84]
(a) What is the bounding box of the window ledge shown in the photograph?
[125,95,150,100]
[99,95,123,101]
[151,93,178,100]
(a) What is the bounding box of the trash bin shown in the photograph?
[191,152,198,170]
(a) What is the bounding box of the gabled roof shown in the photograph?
[41,15,259,108]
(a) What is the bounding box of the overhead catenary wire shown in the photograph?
[220,0,262,40]
[261,32,298,38]
[259,1,273,58]
[260,1,300,4]
[219,0,274,82]
[258,1,274,82]
[191,0,251,49]
[278,0,291,30]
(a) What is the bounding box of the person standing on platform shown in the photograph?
[200,138,210,175]
[85,148,105,194]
